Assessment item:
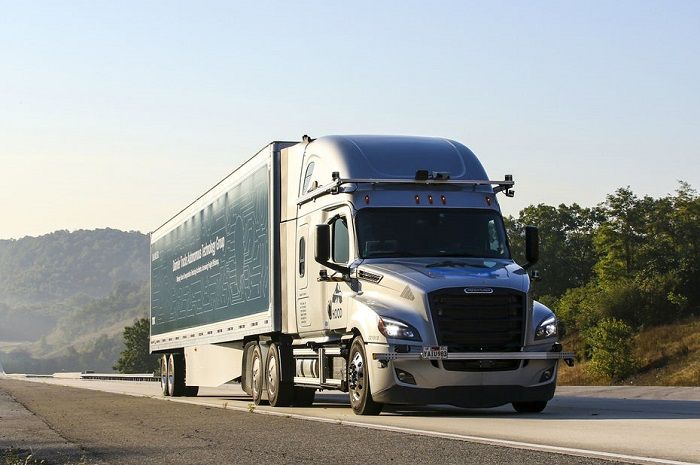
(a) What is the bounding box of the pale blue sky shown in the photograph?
[1,1,698,239]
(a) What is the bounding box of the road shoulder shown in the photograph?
[0,379,95,464]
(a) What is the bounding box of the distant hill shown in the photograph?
[0,229,149,373]
[0,228,148,306]
[1,281,149,373]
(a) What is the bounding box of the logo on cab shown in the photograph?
[463,287,494,294]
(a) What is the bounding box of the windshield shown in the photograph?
[356,208,510,259]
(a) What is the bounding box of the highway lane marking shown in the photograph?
[12,377,700,465]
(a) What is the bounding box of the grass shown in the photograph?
[2,449,45,465]
[558,316,700,386]
[2,449,90,465]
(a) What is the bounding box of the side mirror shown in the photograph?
[524,225,539,269]
[315,224,331,264]
[315,223,351,277]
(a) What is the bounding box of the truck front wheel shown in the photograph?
[348,337,383,416]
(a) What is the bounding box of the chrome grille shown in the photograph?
[429,288,525,353]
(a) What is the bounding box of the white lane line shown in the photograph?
[15,378,700,465]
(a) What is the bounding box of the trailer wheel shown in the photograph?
[512,401,548,413]
[160,355,169,396]
[184,386,199,397]
[265,343,293,407]
[293,387,316,407]
[168,353,186,397]
[250,344,266,405]
[348,337,383,415]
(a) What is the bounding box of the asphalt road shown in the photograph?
[1,377,699,464]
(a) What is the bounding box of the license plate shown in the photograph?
[421,346,448,360]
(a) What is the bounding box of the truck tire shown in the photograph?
[160,355,169,396]
[250,344,266,405]
[293,387,316,407]
[265,343,293,407]
[512,401,548,413]
[184,386,199,397]
[348,337,383,416]
[168,353,186,397]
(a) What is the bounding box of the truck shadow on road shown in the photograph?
[384,396,700,420]
[195,393,700,420]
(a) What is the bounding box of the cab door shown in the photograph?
[322,207,354,332]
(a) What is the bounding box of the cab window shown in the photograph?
[331,216,349,263]
[301,162,315,194]
[298,237,306,277]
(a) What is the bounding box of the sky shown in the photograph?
[1,1,698,239]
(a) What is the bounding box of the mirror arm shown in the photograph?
[316,260,351,278]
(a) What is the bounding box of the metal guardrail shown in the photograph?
[1,372,159,381]
[80,373,159,382]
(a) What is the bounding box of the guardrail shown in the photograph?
[2,372,159,381]
[80,373,159,382]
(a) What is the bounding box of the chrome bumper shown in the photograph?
[372,351,575,366]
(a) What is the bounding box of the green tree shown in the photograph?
[667,183,700,312]
[585,318,638,381]
[594,187,653,282]
[113,318,159,374]
[556,281,604,333]
[506,203,602,299]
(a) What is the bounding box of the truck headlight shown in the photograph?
[535,316,558,340]
[378,316,422,341]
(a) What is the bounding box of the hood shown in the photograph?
[359,257,529,294]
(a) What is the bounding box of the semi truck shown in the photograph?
[150,135,573,415]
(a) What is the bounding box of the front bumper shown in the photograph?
[372,382,556,408]
[366,344,570,407]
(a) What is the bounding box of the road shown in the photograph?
[1,376,699,464]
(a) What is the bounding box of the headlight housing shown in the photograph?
[378,316,421,341]
[535,316,558,340]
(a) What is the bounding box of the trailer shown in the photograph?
[150,135,573,415]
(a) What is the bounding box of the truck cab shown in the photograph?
[280,135,571,414]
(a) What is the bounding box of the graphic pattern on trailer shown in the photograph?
[150,165,269,335]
